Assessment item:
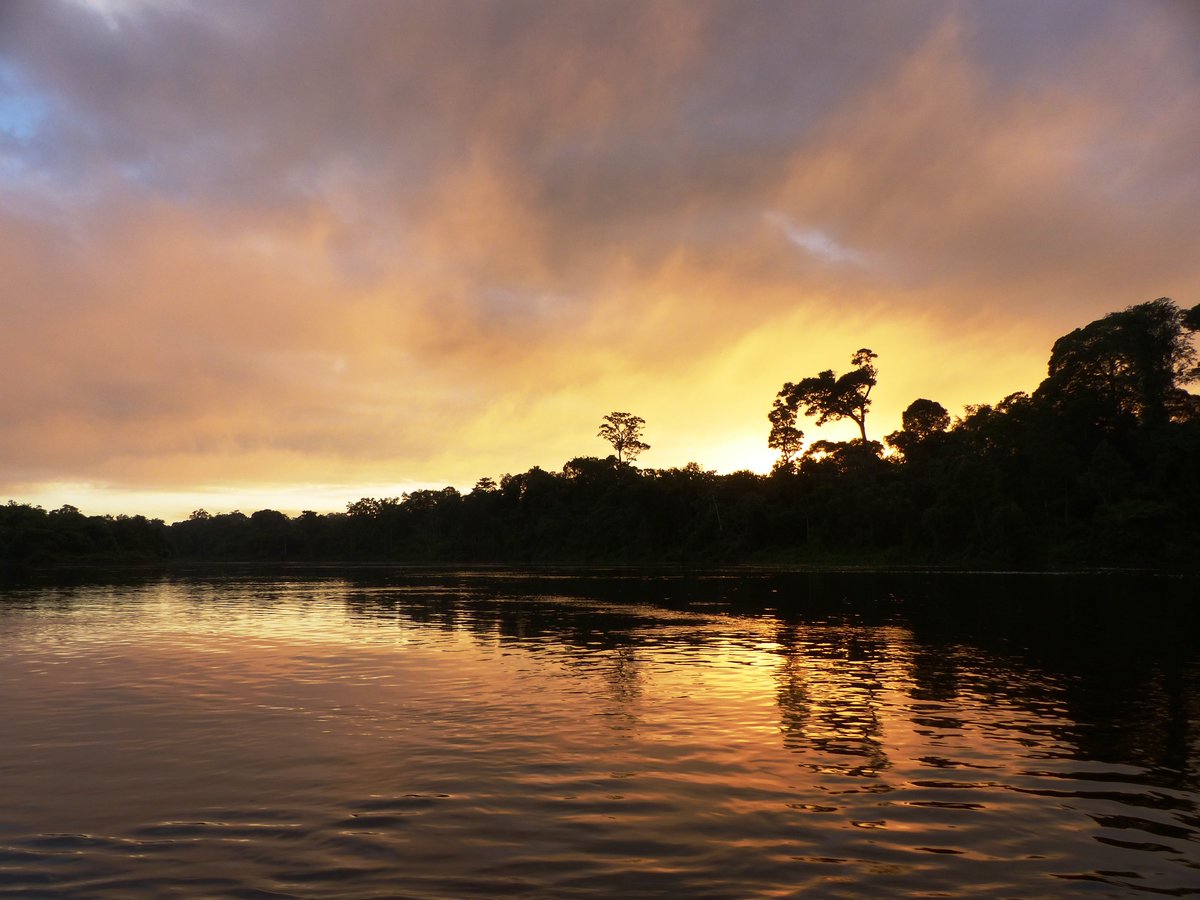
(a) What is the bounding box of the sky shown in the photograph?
[1,0,1198,522]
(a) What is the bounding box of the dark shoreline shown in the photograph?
[5,557,1197,589]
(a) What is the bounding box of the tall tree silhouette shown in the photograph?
[773,348,879,443]
[768,397,804,471]
[1035,298,1200,429]
[598,412,650,463]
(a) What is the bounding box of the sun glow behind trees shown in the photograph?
[0,2,1198,518]
[3,299,1197,569]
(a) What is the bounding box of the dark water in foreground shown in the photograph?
[1,570,1198,898]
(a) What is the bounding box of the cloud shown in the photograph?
[764,212,867,267]
[0,0,1197,517]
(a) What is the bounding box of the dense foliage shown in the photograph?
[4,299,1197,569]
[0,503,170,566]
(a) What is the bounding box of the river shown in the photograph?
[1,569,1197,897]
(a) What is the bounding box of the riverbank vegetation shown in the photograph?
[4,298,1198,569]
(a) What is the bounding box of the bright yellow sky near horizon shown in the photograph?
[2,1,1198,522]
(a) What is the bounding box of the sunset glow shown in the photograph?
[3,1,1198,521]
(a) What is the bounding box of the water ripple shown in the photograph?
[0,573,1198,896]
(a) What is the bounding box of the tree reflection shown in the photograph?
[332,569,1200,787]
[594,645,644,730]
[908,644,960,703]
[900,574,1200,791]
[772,622,809,749]
[771,619,891,773]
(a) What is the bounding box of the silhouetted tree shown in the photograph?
[886,398,950,457]
[563,456,620,483]
[801,439,885,474]
[774,348,878,443]
[1035,298,1199,429]
[902,398,950,438]
[768,396,804,472]
[598,411,650,463]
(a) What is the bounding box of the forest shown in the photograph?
[4,298,1198,570]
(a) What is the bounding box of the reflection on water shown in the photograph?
[0,570,1198,897]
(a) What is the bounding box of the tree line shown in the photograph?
[3,298,1197,569]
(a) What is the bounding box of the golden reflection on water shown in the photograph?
[0,576,1198,897]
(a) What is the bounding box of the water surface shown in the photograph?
[1,570,1198,897]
